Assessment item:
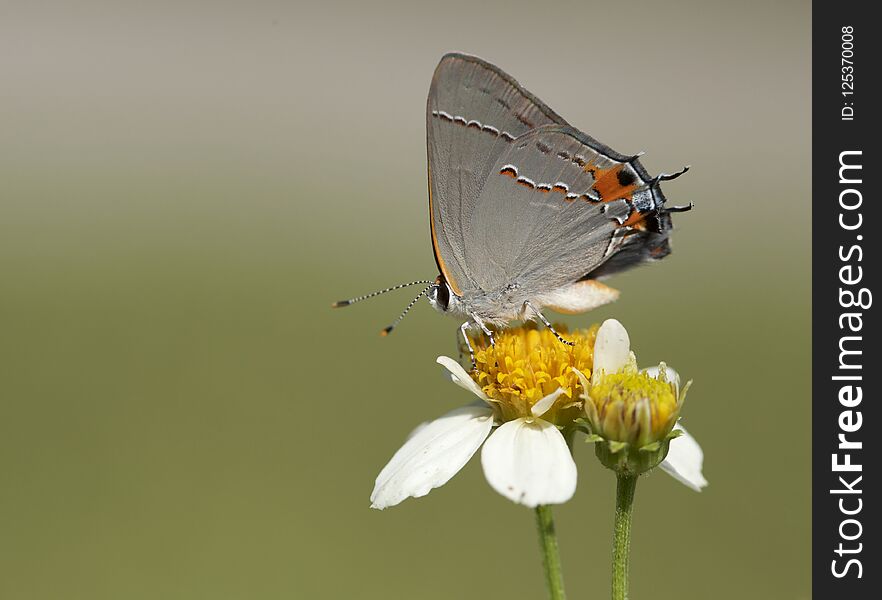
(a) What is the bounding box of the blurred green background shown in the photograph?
[1,1,810,598]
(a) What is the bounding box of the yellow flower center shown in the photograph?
[588,371,678,446]
[470,324,598,426]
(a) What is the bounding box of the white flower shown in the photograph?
[370,356,577,509]
[589,319,707,490]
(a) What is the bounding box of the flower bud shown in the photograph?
[576,319,691,475]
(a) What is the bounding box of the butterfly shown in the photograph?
[335,53,690,359]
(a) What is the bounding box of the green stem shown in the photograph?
[611,474,638,600]
[535,505,567,600]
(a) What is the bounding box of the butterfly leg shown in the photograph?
[470,312,495,347]
[524,301,575,346]
[460,321,476,368]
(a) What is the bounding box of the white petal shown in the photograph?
[593,319,630,383]
[480,418,577,507]
[370,405,494,509]
[531,386,566,417]
[405,420,430,441]
[660,425,707,491]
[436,356,490,401]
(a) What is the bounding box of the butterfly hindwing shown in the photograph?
[463,124,669,296]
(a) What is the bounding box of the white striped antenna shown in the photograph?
[331,280,434,308]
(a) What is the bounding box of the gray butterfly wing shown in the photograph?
[427,53,567,296]
[463,124,671,297]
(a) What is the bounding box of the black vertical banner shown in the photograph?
[813,1,879,597]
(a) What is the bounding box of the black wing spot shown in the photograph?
[536,141,551,154]
[617,170,636,186]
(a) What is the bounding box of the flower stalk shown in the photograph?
[611,473,637,600]
[535,505,567,600]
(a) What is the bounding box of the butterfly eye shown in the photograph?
[437,282,450,310]
[430,275,450,311]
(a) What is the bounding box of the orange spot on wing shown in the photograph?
[621,210,648,228]
[591,165,637,203]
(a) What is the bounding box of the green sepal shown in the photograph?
[608,441,628,454]
[583,433,604,444]
[666,428,685,441]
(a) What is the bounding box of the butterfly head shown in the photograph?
[427,274,459,314]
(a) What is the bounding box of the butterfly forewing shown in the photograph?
[426,53,566,295]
